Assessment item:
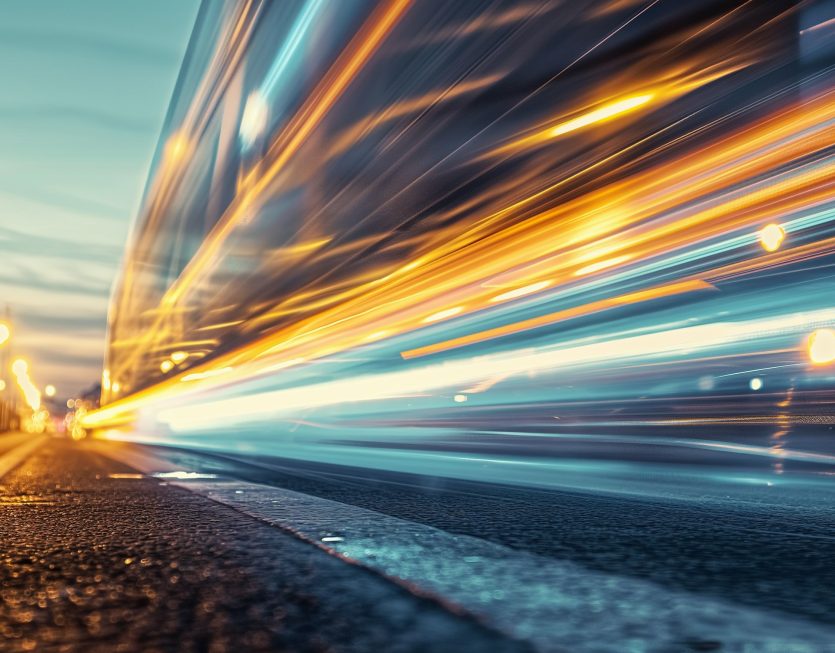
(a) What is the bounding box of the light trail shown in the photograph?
[401,280,714,359]
[85,87,835,429]
[82,1,835,488]
[156,306,835,433]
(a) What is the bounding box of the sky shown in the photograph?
[0,0,200,399]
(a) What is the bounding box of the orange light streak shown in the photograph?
[401,279,714,359]
[86,88,835,430]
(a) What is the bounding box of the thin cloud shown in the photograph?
[17,309,108,334]
[0,184,127,222]
[0,225,123,265]
[0,272,110,298]
[0,27,183,68]
[0,105,155,134]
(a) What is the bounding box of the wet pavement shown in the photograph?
[0,436,528,653]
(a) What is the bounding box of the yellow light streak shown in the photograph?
[269,237,333,257]
[489,281,552,303]
[196,320,244,332]
[553,94,655,136]
[423,306,465,324]
[487,93,656,158]
[573,255,633,277]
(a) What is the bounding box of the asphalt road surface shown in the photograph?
[2,433,835,653]
[0,435,527,653]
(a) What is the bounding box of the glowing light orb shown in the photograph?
[808,328,835,365]
[0,380,5,391]
[697,376,714,391]
[170,351,188,364]
[160,359,174,373]
[758,223,785,252]
[44,384,56,397]
[453,394,468,403]
[240,91,269,147]
[12,358,28,374]
[164,133,190,164]
[0,322,9,345]
[749,377,763,391]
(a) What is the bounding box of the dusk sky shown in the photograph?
[0,0,199,398]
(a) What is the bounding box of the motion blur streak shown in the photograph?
[156,306,835,433]
[84,0,835,497]
[12,359,41,412]
[164,0,413,307]
[401,280,715,359]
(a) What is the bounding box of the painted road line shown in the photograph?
[0,435,47,479]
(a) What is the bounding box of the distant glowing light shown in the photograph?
[490,280,551,303]
[749,377,763,391]
[164,133,190,164]
[697,376,714,391]
[423,306,464,324]
[111,382,121,394]
[12,359,28,375]
[0,322,9,345]
[44,384,56,397]
[67,399,75,409]
[160,360,174,374]
[758,223,785,252]
[0,380,5,391]
[170,351,189,364]
[454,394,468,403]
[808,328,835,365]
[550,93,655,138]
[240,91,269,147]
